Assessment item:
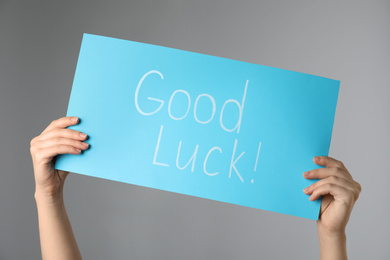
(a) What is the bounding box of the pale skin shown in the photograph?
[30,117,361,260]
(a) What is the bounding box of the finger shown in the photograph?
[42,117,79,133]
[40,128,88,142]
[303,167,352,181]
[37,137,89,151]
[33,145,82,162]
[308,183,352,202]
[304,176,355,196]
[313,156,346,170]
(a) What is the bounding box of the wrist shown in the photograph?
[318,226,347,260]
[317,221,346,239]
[318,230,346,244]
[34,178,66,203]
[34,189,64,207]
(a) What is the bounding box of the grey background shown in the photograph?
[0,0,389,259]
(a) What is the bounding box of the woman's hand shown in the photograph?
[303,156,361,260]
[31,116,86,260]
[30,116,89,201]
[303,156,361,236]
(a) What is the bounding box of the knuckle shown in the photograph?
[50,117,66,127]
[55,129,64,138]
[309,169,317,177]
[353,190,360,200]
[356,182,362,192]
[30,137,37,147]
[34,150,44,161]
[312,189,321,198]
[331,167,340,174]
[54,136,63,144]
[58,135,65,143]
[74,131,82,138]
[30,138,40,154]
[335,160,344,168]
[349,187,360,201]
[329,176,338,183]
[50,119,58,126]
[30,146,36,155]
[70,140,78,148]
[51,128,59,134]
[325,183,334,190]
[336,159,344,166]
[77,141,84,148]
[333,167,347,176]
[310,190,317,197]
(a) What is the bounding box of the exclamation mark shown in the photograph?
[252,141,262,184]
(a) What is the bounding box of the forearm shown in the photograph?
[318,225,347,260]
[35,192,82,260]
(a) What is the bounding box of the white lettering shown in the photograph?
[254,141,262,171]
[194,94,216,124]
[135,70,164,116]
[168,90,191,120]
[219,80,249,134]
[176,141,199,172]
[203,146,222,176]
[153,125,169,167]
[229,139,245,182]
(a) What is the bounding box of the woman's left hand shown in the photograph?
[303,156,361,236]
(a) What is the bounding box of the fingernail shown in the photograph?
[303,171,310,177]
[82,142,89,148]
[71,117,79,122]
[80,132,87,139]
[303,187,310,193]
[314,156,320,162]
[75,148,81,153]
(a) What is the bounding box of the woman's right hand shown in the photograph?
[30,116,89,202]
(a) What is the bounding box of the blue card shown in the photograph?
[55,33,339,220]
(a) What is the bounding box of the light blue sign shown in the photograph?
[55,33,340,220]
